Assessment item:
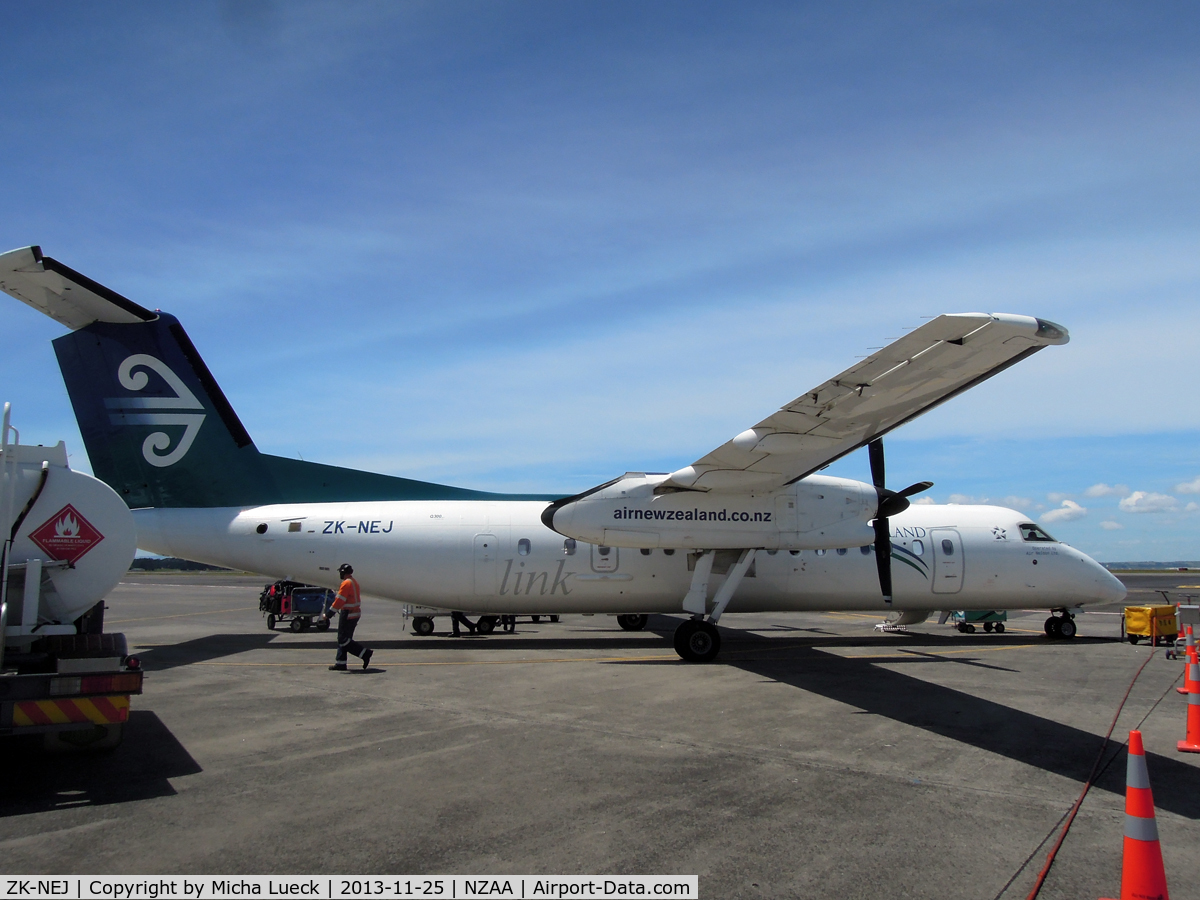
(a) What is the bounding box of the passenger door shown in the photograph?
[929,528,964,594]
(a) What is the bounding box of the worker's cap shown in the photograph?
[338,563,353,576]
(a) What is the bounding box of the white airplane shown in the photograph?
[0,246,1125,661]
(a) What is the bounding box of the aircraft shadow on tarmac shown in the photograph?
[634,615,1200,820]
[0,711,201,816]
[135,632,278,671]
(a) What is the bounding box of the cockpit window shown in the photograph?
[1019,523,1056,542]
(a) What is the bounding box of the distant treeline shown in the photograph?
[129,557,234,572]
[1103,561,1200,570]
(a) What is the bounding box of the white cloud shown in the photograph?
[913,496,936,505]
[947,494,974,505]
[1100,520,1123,530]
[998,496,1033,510]
[1187,502,1199,512]
[1118,491,1179,514]
[1042,499,1087,523]
[1084,483,1131,498]
[1176,477,1200,494]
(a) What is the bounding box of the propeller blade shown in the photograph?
[897,480,934,498]
[868,438,886,490]
[873,515,892,601]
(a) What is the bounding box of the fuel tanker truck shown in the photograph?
[0,403,142,750]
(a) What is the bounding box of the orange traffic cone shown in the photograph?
[1177,627,1195,695]
[1101,730,1170,900]
[1180,659,1200,754]
[1179,648,1197,695]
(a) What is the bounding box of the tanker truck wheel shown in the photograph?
[36,633,128,659]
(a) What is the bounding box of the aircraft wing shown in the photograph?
[0,245,154,329]
[659,312,1068,493]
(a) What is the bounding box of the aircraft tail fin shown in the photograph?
[2,246,550,508]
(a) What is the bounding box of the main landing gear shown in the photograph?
[671,548,757,663]
[1044,609,1077,640]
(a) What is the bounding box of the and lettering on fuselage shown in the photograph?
[499,559,574,595]
[891,525,926,539]
[322,520,394,534]
[613,507,772,523]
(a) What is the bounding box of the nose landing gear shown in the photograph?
[1044,609,1077,640]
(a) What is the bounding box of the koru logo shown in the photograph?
[104,354,206,467]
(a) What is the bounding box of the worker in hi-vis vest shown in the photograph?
[321,563,374,671]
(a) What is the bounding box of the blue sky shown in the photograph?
[2,2,1198,561]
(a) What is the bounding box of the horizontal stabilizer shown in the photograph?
[0,245,155,329]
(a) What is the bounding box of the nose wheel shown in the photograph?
[673,619,721,663]
[1044,610,1077,640]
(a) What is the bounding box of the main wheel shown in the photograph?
[413,617,435,636]
[673,620,721,663]
[1045,617,1062,639]
[476,617,497,635]
[289,618,303,633]
[266,613,276,630]
[617,614,649,631]
[1058,617,1077,639]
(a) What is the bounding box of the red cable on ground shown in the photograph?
[1024,649,1159,900]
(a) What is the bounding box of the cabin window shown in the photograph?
[941,539,954,556]
[563,538,576,556]
[789,550,800,556]
[598,546,611,557]
[640,548,652,556]
[815,549,826,556]
[663,548,675,556]
[256,523,268,534]
[860,545,871,555]
[912,539,924,556]
[836,548,847,556]
[518,538,531,556]
[1019,523,1056,542]
[766,549,777,555]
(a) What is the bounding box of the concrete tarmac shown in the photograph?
[1,572,1199,899]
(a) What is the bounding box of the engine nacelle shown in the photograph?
[545,472,876,550]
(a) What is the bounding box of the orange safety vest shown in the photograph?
[331,577,361,619]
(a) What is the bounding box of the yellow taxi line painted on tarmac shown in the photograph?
[192,654,680,668]
[822,643,1041,660]
[109,606,257,624]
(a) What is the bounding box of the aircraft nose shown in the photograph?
[1093,563,1127,605]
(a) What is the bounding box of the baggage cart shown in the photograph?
[948,610,1007,634]
[402,605,559,636]
[260,581,334,632]
[1122,605,1177,646]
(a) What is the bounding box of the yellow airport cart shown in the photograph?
[1122,605,1177,646]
